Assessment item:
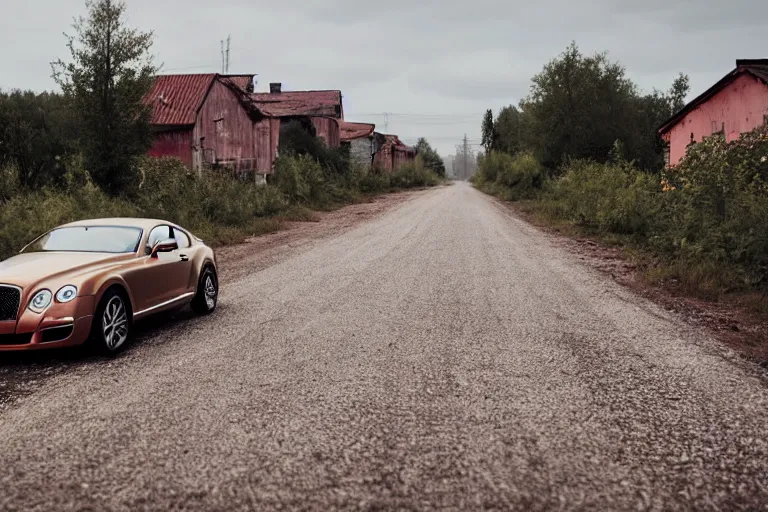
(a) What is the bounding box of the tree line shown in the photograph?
[480,42,689,173]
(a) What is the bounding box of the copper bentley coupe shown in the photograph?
[0,218,219,354]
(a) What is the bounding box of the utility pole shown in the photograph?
[221,35,231,73]
[225,35,231,73]
[463,134,468,181]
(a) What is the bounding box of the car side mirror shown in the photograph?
[151,239,178,258]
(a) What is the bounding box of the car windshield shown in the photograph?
[21,226,143,254]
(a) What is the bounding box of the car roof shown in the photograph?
[59,218,179,230]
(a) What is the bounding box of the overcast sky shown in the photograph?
[1,0,766,155]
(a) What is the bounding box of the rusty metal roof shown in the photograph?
[147,74,257,126]
[340,121,375,141]
[251,90,343,118]
[659,60,768,135]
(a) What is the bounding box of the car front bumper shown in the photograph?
[0,296,95,352]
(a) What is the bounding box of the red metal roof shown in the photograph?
[340,121,375,141]
[659,60,768,135]
[250,90,343,118]
[379,134,415,154]
[147,74,257,126]
[147,74,216,125]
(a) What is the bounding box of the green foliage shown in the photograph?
[52,0,156,197]
[272,154,327,205]
[548,159,662,236]
[389,156,441,189]
[493,106,524,155]
[474,152,546,201]
[0,90,75,188]
[661,127,768,290]
[414,138,445,177]
[481,109,496,154]
[478,125,768,296]
[488,42,690,173]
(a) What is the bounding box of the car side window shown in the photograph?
[174,229,191,249]
[146,225,172,254]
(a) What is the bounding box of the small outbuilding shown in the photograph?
[146,73,277,175]
[659,59,768,166]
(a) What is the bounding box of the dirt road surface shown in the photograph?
[1,182,767,511]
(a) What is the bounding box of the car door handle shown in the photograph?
[179,254,189,262]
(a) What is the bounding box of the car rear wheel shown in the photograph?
[191,266,218,315]
[90,289,131,355]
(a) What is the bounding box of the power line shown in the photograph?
[160,64,218,72]
[354,112,484,118]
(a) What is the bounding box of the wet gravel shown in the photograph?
[1,182,767,511]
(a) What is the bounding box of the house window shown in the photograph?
[710,121,725,139]
[764,114,768,126]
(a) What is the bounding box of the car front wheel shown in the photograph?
[191,266,218,314]
[91,289,131,355]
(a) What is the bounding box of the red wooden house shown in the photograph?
[250,84,343,147]
[659,59,768,166]
[146,73,279,176]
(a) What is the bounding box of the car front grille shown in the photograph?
[0,332,33,346]
[0,285,21,321]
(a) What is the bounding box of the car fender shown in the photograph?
[93,275,137,315]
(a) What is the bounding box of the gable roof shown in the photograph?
[659,59,768,135]
[250,90,343,118]
[147,73,257,126]
[340,121,375,141]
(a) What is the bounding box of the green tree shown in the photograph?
[0,90,75,189]
[668,73,690,114]
[52,0,156,197]
[493,105,526,155]
[415,138,445,177]
[521,42,639,168]
[481,109,496,154]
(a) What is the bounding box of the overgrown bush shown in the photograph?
[389,157,441,189]
[548,159,663,237]
[477,125,768,296]
[1,143,441,260]
[474,152,546,201]
[660,127,768,290]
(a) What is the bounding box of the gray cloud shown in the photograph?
[1,0,766,155]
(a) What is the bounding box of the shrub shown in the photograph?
[389,157,440,189]
[549,159,663,237]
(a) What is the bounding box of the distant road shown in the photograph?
[1,182,767,510]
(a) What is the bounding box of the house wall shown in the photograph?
[374,144,393,171]
[348,137,374,168]
[664,73,768,165]
[254,117,281,175]
[148,128,194,167]
[393,147,415,169]
[193,79,258,172]
[311,117,341,148]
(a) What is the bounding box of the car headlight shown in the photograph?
[55,285,78,303]
[28,290,53,313]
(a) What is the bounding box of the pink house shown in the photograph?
[659,59,768,166]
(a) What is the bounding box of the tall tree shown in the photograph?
[493,105,525,155]
[668,73,690,114]
[52,0,156,196]
[481,109,496,154]
[0,90,74,189]
[415,137,445,177]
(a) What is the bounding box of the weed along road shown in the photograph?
[1,182,767,510]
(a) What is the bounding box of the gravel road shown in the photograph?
[1,182,767,511]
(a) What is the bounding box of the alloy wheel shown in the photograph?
[102,295,128,351]
[204,274,217,310]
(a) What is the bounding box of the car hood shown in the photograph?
[0,252,134,289]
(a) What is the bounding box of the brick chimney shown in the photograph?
[270,83,282,94]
